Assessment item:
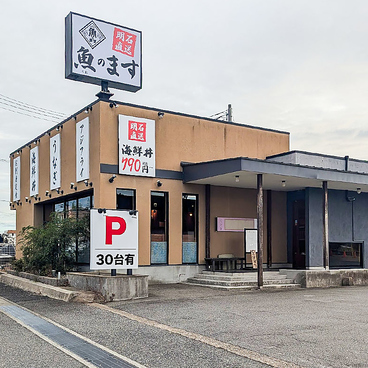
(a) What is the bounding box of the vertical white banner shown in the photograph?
[50,134,61,190]
[76,117,89,182]
[29,146,39,197]
[119,115,155,177]
[13,156,20,202]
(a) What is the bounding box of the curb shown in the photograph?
[0,272,96,303]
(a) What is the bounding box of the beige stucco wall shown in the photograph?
[11,100,289,265]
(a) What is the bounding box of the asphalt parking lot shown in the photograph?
[1,282,368,368]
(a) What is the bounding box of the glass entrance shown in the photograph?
[182,194,198,264]
[292,199,305,269]
[150,191,168,264]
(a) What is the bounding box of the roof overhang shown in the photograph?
[181,157,368,192]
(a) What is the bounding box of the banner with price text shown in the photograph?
[119,115,155,177]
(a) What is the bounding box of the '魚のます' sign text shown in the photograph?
[65,12,142,92]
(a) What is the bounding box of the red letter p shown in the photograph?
[105,216,126,245]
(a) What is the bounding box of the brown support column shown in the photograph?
[205,184,211,259]
[267,190,272,268]
[323,181,329,269]
[257,174,264,288]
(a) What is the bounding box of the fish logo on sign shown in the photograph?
[79,21,106,49]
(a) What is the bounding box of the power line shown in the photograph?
[0,94,67,118]
[0,104,61,123]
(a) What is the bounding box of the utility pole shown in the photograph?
[227,104,232,122]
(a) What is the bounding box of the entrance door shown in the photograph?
[292,200,305,269]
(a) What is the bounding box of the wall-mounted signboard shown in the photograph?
[216,217,257,232]
[13,156,20,202]
[119,115,155,177]
[65,12,142,92]
[29,146,39,197]
[50,134,61,190]
[76,117,89,182]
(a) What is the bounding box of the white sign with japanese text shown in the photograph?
[119,115,155,177]
[65,12,142,92]
[13,156,20,202]
[90,209,138,270]
[50,134,61,190]
[76,117,89,182]
[29,146,39,197]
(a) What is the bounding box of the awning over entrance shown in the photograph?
[181,156,368,192]
[182,153,368,287]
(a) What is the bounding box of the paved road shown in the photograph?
[1,282,367,367]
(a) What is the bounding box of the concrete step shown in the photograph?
[197,273,288,282]
[186,277,296,287]
[186,270,300,290]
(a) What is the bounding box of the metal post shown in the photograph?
[205,184,211,259]
[257,174,264,288]
[323,181,329,270]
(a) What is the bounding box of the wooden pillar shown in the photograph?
[205,184,211,259]
[267,190,272,268]
[323,181,329,269]
[257,174,264,287]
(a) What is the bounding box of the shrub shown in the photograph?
[18,213,90,276]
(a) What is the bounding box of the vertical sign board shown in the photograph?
[76,117,89,182]
[29,146,39,197]
[13,156,20,202]
[119,115,155,177]
[50,134,61,190]
[65,12,142,92]
[90,209,138,270]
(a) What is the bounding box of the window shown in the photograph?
[117,189,136,210]
[52,194,93,264]
[182,194,198,264]
[150,191,168,264]
[329,242,363,269]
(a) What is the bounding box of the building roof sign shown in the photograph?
[65,12,142,92]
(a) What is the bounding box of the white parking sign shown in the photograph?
[90,209,138,270]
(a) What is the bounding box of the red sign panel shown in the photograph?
[112,27,137,57]
[128,121,146,142]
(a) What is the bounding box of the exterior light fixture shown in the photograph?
[109,175,116,183]
[85,106,93,113]
[235,175,240,183]
[56,125,63,131]
[45,191,51,198]
[158,112,164,119]
[109,101,117,108]
[70,183,77,190]
[56,189,64,195]
[84,180,93,187]
[357,188,362,194]
[25,197,29,202]
[281,180,286,187]
[157,180,162,187]
[47,131,51,136]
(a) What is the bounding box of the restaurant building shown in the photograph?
[10,98,368,282]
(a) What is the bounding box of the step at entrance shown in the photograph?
[186,270,301,290]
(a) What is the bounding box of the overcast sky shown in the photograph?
[1,0,368,232]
